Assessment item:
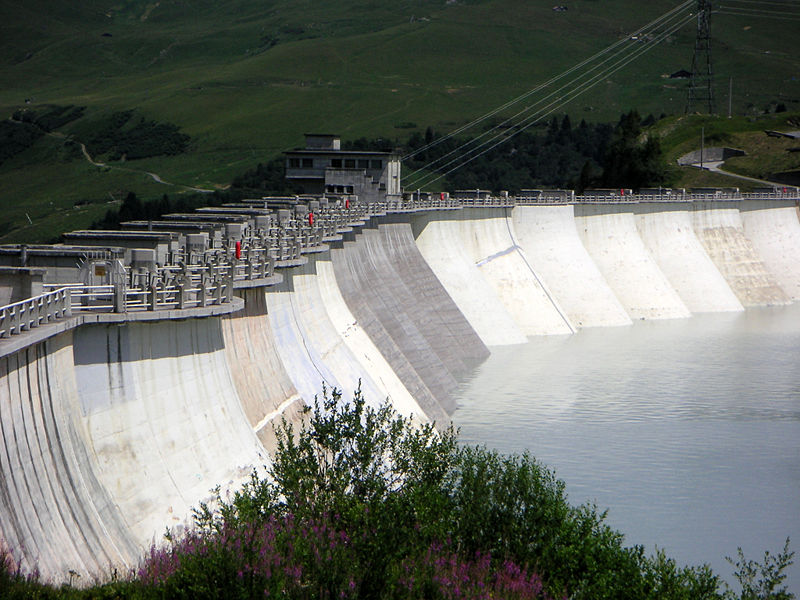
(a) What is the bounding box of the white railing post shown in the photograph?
[114,283,127,313]
[177,283,187,309]
[11,305,20,336]
[148,285,158,311]
[198,282,207,308]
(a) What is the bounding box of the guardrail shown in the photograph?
[455,192,799,204]
[42,280,235,314]
[0,288,71,338]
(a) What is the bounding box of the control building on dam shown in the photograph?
[0,178,799,580]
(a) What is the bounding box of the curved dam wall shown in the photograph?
[1,199,799,581]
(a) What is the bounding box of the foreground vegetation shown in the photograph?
[1,389,794,599]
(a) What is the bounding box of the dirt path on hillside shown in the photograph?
[78,142,216,193]
[7,117,217,194]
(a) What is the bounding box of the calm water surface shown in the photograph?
[453,304,800,591]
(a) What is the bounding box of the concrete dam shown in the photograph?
[1,195,799,580]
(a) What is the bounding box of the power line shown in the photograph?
[407,14,694,189]
[405,12,695,190]
[716,7,800,18]
[401,0,695,161]
[404,5,694,187]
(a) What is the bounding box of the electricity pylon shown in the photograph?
[686,0,715,114]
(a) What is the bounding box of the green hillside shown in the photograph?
[1,0,799,241]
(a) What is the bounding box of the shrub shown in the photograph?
[177,387,722,599]
[723,538,795,600]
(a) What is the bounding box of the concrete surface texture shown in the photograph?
[1,200,800,582]
[282,256,388,406]
[221,287,306,453]
[574,205,692,320]
[360,228,469,389]
[328,242,447,424]
[332,236,456,418]
[314,257,427,422]
[411,212,528,346]
[72,320,265,547]
[377,222,489,365]
[452,208,574,336]
[264,272,345,404]
[0,332,139,578]
[691,203,791,306]
[633,204,744,313]
[739,202,800,301]
[510,205,632,328]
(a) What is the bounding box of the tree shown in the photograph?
[117,191,144,223]
[601,110,668,190]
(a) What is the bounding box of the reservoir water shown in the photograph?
[453,304,800,591]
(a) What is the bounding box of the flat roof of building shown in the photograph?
[63,230,179,241]
[162,213,250,223]
[195,207,272,216]
[120,221,225,232]
[285,149,395,156]
[0,244,126,257]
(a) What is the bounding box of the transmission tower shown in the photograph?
[686,0,715,114]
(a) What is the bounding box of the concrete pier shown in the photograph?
[634,204,743,313]
[691,203,791,306]
[511,205,631,328]
[575,205,692,320]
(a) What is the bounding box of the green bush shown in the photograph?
[187,387,723,599]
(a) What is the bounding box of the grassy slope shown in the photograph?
[1,0,799,241]
[655,111,800,190]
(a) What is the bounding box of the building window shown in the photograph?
[289,158,300,168]
[331,159,342,168]
[336,186,345,194]
[346,186,354,194]
[370,159,383,169]
[302,158,313,168]
[345,159,356,168]
[357,159,369,169]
